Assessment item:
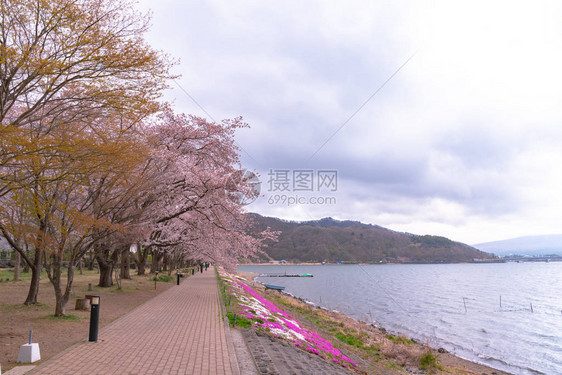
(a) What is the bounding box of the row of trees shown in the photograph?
[0,0,274,315]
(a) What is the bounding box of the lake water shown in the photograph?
[238,263,562,375]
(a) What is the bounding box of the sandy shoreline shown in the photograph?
[237,270,512,375]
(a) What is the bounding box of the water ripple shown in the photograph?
[242,263,562,375]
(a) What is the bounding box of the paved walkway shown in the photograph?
[29,269,239,375]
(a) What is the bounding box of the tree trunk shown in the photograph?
[162,254,168,272]
[87,252,94,270]
[23,218,50,305]
[97,258,114,287]
[134,243,147,276]
[45,252,63,316]
[114,268,122,289]
[24,247,42,305]
[168,254,178,276]
[50,255,75,317]
[120,246,131,279]
[150,251,162,274]
[63,264,74,313]
[13,250,20,281]
[52,259,65,316]
[95,243,120,287]
[136,256,146,275]
[54,290,65,316]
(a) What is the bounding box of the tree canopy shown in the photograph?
[0,0,274,316]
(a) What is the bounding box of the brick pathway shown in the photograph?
[29,269,238,375]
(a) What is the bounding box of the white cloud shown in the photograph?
[137,0,562,244]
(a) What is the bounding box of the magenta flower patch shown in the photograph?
[218,268,357,368]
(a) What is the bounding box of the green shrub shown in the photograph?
[386,334,414,345]
[419,352,439,372]
[153,274,173,282]
[226,312,252,328]
[335,332,364,348]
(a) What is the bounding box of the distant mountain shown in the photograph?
[248,213,497,263]
[473,234,562,256]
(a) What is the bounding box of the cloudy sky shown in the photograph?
[136,0,562,245]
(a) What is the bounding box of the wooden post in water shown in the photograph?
[530,303,534,313]
[463,297,467,313]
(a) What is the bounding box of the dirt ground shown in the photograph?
[0,268,173,371]
[237,271,511,375]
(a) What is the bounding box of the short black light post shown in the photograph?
[88,295,101,342]
[177,272,180,285]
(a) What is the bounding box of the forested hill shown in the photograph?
[248,213,497,263]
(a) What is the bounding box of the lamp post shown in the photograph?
[88,295,101,342]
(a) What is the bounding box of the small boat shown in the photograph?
[299,273,313,277]
[264,284,285,291]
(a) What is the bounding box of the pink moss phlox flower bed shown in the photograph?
[218,269,357,368]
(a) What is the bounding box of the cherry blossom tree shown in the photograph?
[139,111,277,271]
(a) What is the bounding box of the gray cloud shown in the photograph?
[137,0,562,243]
